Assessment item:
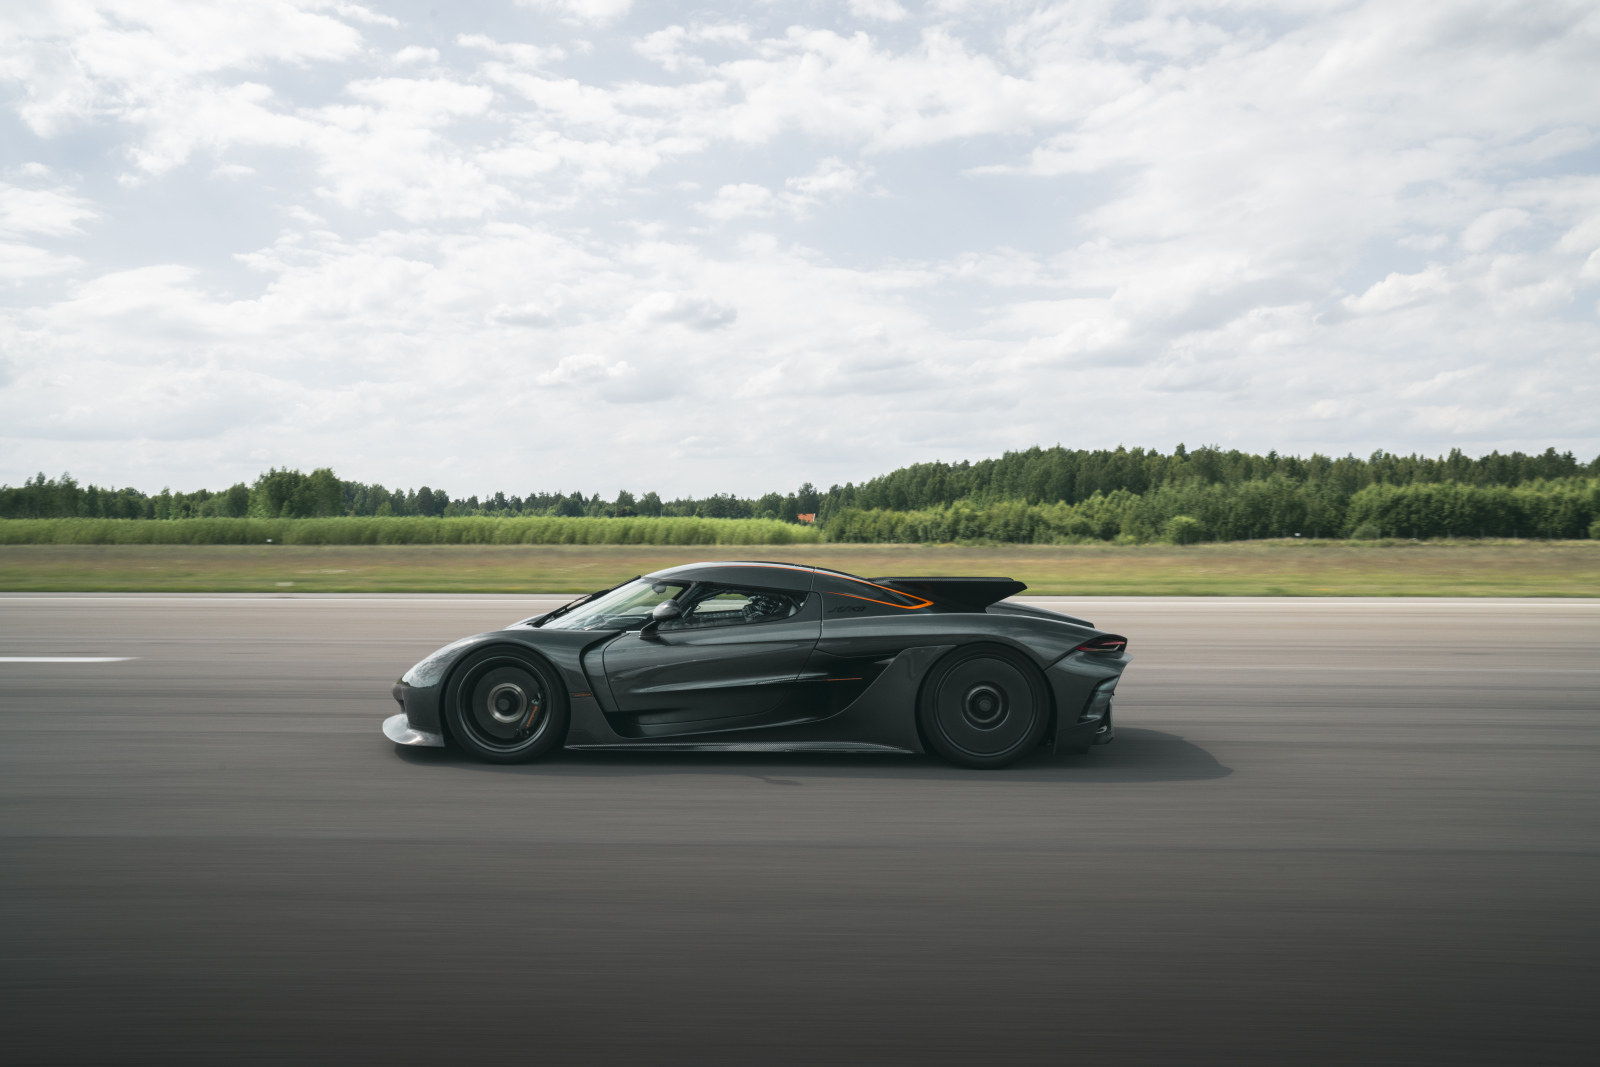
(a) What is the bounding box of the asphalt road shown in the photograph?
[2,594,1596,1065]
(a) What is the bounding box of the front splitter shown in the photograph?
[383,712,444,748]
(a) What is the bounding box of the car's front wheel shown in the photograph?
[444,647,569,764]
[918,644,1050,769]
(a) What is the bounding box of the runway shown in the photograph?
[2,594,1596,1065]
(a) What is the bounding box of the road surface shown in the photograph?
[2,594,1595,1064]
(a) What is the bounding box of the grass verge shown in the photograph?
[1,540,1596,596]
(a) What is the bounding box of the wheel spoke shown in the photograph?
[446,650,566,762]
[919,646,1048,768]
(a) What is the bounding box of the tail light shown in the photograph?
[1075,635,1128,654]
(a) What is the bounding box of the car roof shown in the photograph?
[643,560,824,590]
[641,561,1026,609]
[643,560,884,578]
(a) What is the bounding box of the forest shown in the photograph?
[2,445,1596,543]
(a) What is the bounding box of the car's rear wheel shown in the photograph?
[444,647,568,764]
[918,644,1050,769]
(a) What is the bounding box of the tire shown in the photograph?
[917,643,1050,769]
[444,647,569,764]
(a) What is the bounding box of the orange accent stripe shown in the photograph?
[827,677,862,682]
[570,692,592,697]
[839,576,936,609]
[828,590,935,611]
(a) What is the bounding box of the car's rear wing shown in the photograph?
[868,576,1028,613]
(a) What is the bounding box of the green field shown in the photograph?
[1,540,1595,596]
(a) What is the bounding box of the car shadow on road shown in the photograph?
[394,726,1231,784]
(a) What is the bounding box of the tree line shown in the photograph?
[827,444,1595,512]
[0,467,827,522]
[1,445,1596,542]
[823,477,1600,544]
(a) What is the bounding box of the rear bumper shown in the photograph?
[1052,708,1115,752]
[383,712,444,748]
[1046,651,1126,754]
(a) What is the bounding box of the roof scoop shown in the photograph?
[868,577,1027,612]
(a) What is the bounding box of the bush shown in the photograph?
[1343,479,1598,539]
[1165,515,1203,545]
[1350,523,1382,540]
[0,516,825,546]
[1591,519,1600,541]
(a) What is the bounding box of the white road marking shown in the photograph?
[0,657,136,663]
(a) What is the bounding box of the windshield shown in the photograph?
[540,577,690,631]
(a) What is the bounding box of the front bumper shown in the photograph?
[383,712,444,748]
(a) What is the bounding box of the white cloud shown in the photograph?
[1461,208,1531,252]
[698,160,870,219]
[787,157,869,199]
[0,183,98,237]
[0,0,365,140]
[1342,267,1454,316]
[635,25,1049,151]
[0,242,83,279]
[0,0,1597,494]
[849,0,910,22]
[334,4,399,28]
[625,291,737,330]
[517,0,632,28]
[0,181,97,279]
[393,46,440,66]
[456,35,565,69]
[537,353,632,385]
[1399,233,1449,251]
[1306,399,1357,421]
[1582,248,1600,283]
[698,183,775,220]
[1400,365,1486,399]
[490,303,558,327]
[1409,404,1519,435]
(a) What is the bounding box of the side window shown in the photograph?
[664,586,801,630]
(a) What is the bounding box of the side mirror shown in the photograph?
[639,599,682,637]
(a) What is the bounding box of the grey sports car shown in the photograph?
[384,560,1128,769]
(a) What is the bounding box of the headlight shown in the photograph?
[400,637,478,687]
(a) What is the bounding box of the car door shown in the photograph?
[600,584,823,732]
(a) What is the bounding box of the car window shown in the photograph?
[663,586,802,630]
[541,577,689,631]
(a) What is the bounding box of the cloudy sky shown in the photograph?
[2,0,1597,497]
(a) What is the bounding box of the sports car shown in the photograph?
[383,561,1128,769]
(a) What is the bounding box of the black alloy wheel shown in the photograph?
[918,644,1050,769]
[444,647,569,764]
